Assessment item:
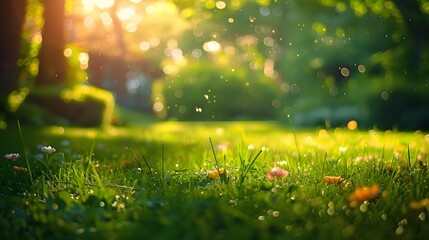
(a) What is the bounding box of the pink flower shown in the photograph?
[4,153,20,161]
[267,167,289,180]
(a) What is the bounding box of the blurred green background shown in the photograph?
[1,0,428,130]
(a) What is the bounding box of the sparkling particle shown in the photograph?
[340,67,350,77]
[381,91,389,100]
[419,212,426,221]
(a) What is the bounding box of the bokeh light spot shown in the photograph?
[347,120,358,130]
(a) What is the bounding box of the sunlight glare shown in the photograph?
[96,0,114,9]
[79,52,89,70]
[82,0,114,12]
[153,102,164,112]
[100,12,113,26]
[149,38,160,47]
[203,41,221,53]
[146,5,156,14]
[63,48,72,57]
[139,41,150,51]
[117,7,135,21]
[216,1,226,9]
[125,23,137,32]
[83,16,95,28]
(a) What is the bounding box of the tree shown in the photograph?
[317,0,429,78]
[392,0,429,75]
[0,0,27,111]
[36,0,66,86]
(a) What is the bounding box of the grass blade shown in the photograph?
[17,120,33,185]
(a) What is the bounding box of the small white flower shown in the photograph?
[4,153,20,161]
[41,146,56,154]
[339,146,348,153]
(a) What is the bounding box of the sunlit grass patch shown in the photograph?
[0,121,428,239]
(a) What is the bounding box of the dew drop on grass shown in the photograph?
[327,208,335,216]
[52,203,59,210]
[359,202,368,212]
[272,211,280,217]
[418,212,426,221]
[100,201,105,207]
[345,209,352,216]
[395,226,404,235]
[258,216,265,221]
[381,213,388,221]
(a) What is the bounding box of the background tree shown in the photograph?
[36,0,66,86]
[0,0,27,111]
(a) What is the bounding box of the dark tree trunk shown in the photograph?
[0,0,27,110]
[37,0,66,86]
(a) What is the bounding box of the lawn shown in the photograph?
[1,120,428,239]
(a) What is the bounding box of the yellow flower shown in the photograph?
[409,198,429,210]
[207,168,229,180]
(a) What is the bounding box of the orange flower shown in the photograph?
[349,184,381,207]
[207,168,229,180]
[409,198,429,210]
[267,167,289,180]
[323,176,349,187]
[12,166,28,173]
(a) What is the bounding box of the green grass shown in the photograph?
[1,120,429,239]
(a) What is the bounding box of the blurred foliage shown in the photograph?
[13,85,115,128]
[11,0,429,129]
[163,60,283,120]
